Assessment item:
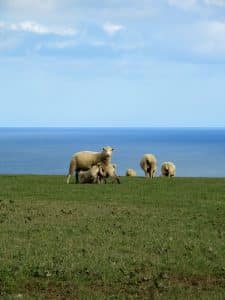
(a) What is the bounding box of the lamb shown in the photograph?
[125,168,137,177]
[99,163,120,184]
[66,146,114,184]
[78,163,104,184]
[161,162,176,177]
[140,154,157,178]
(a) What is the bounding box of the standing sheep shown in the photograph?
[79,163,104,184]
[161,162,176,177]
[125,168,136,177]
[100,163,120,184]
[66,146,114,184]
[140,154,157,178]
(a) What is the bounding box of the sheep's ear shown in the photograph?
[112,148,114,151]
[102,147,105,151]
[113,164,116,169]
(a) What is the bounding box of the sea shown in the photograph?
[0,127,224,177]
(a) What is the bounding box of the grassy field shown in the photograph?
[0,175,225,299]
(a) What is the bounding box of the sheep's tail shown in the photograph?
[146,159,152,172]
[146,159,151,166]
[66,159,76,184]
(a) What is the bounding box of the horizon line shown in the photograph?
[0,126,225,129]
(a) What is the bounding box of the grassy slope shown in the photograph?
[0,175,225,299]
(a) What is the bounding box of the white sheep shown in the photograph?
[66,146,114,184]
[99,163,120,184]
[140,154,157,178]
[78,163,104,184]
[161,162,176,177]
[125,168,137,177]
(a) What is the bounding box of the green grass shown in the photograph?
[0,175,225,299]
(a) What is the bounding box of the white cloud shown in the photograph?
[49,40,77,49]
[36,40,77,50]
[167,0,197,9]
[194,21,225,55]
[206,21,225,37]
[103,23,124,36]
[0,21,77,36]
[203,0,225,6]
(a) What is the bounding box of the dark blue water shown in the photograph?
[0,128,224,177]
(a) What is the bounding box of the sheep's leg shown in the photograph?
[100,177,106,184]
[94,177,100,184]
[144,170,149,177]
[147,166,154,178]
[66,174,71,184]
[100,176,107,184]
[110,172,120,184]
[67,159,76,184]
[75,170,80,184]
[150,169,154,178]
[97,174,104,184]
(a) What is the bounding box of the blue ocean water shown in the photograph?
[0,127,224,177]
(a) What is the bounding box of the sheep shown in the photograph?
[140,154,157,178]
[66,146,114,184]
[161,162,176,177]
[78,163,104,184]
[125,168,137,177]
[99,163,120,184]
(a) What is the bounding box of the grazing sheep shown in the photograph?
[140,154,157,178]
[125,168,137,177]
[100,163,120,184]
[161,162,176,177]
[79,163,104,184]
[66,146,114,184]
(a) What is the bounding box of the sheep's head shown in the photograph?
[102,146,114,159]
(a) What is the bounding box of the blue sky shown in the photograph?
[0,0,225,127]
